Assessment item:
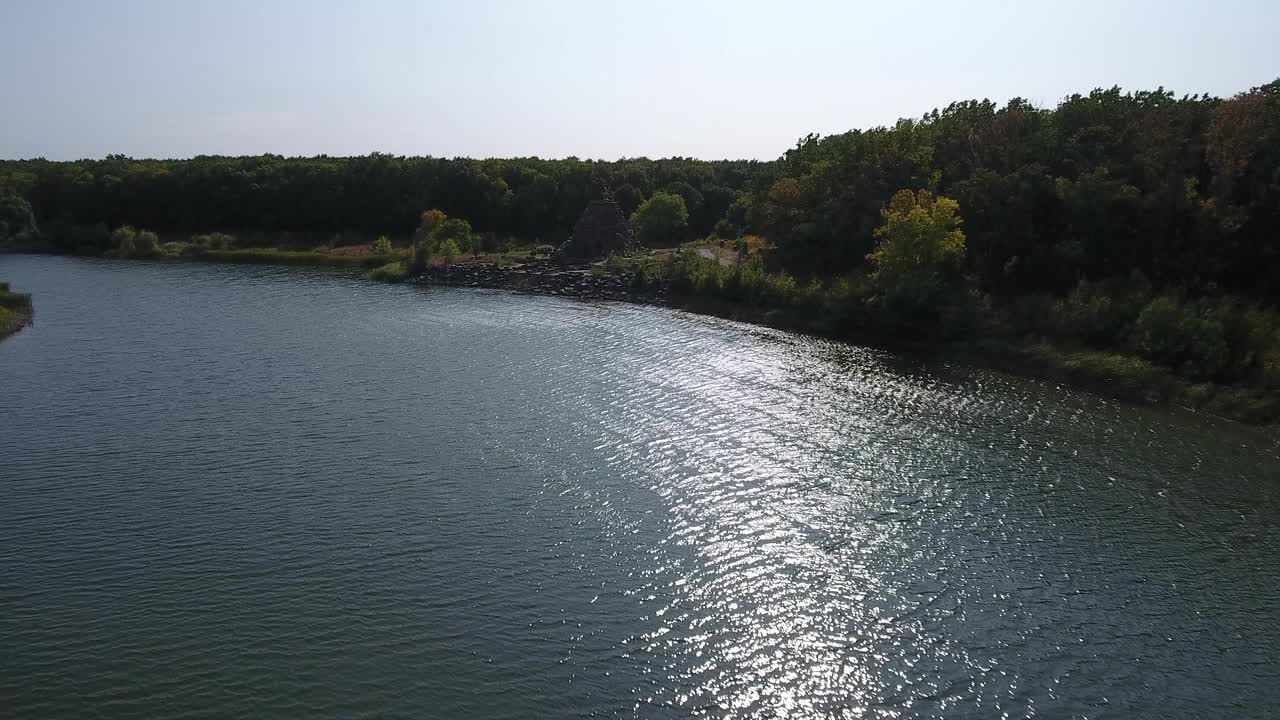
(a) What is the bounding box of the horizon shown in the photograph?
[3,0,1278,162]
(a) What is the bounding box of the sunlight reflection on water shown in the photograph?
[3,256,1279,719]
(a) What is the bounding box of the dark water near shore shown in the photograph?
[2,255,1279,718]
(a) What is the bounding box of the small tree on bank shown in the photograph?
[434,219,477,255]
[631,192,689,247]
[411,209,448,271]
[0,192,39,245]
[438,238,461,266]
[410,209,478,271]
[865,189,967,330]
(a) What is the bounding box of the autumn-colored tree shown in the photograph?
[866,190,967,327]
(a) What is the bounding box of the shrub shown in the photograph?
[369,261,409,283]
[1132,296,1229,379]
[437,238,461,265]
[1211,299,1279,380]
[111,226,138,256]
[109,226,161,258]
[410,238,432,273]
[192,232,236,250]
[371,236,393,255]
[134,230,161,258]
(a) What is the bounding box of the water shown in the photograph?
[2,255,1278,719]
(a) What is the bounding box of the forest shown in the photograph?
[2,78,1279,419]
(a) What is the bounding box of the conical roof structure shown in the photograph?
[557,200,633,260]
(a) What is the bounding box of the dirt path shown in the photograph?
[697,247,735,267]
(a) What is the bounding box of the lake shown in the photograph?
[2,255,1278,718]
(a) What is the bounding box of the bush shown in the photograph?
[109,226,161,258]
[1018,343,1175,399]
[437,238,462,265]
[111,226,138,256]
[410,238,432,273]
[1212,299,1279,380]
[371,236,393,255]
[1132,296,1229,379]
[192,232,235,250]
[134,230,161,257]
[369,261,409,283]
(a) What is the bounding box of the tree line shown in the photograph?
[0,154,769,254]
[755,80,1280,302]
[3,79,1278,306]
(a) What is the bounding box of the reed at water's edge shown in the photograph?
[0,281,33,340]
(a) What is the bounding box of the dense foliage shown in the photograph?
[0,155,768,254]
[757,80,1280,302]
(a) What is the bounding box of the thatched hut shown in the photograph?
[557,200,633,261]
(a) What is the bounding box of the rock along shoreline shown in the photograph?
[411,259,669,305]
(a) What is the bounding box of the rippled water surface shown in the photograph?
[3,255,1279,718]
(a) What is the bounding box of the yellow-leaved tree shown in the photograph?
[866,189,967,328]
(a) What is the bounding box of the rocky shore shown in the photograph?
[413,259,668,304]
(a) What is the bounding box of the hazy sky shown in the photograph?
[2,0,1276,161]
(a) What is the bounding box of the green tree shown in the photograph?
[434,218,477,255]
[866,190,967,327]
[1132,296,1229,379]
[438,238,461,266]
[612,183,644,217]
[664,181,705,232]
[631,192,689,247]
[412,210,448,272]
[0,192,38,244]
[371,235,393,255]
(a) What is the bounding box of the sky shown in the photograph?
[2,0,1276,161]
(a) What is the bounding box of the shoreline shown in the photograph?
[6,251,1276,429]
[0,307,32,340]
[407,260,1278,430]
[409,257,1280,427]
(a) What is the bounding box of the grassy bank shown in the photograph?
[12,238,1279,426]
[193,248,401,267]
[0,282,33,339]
